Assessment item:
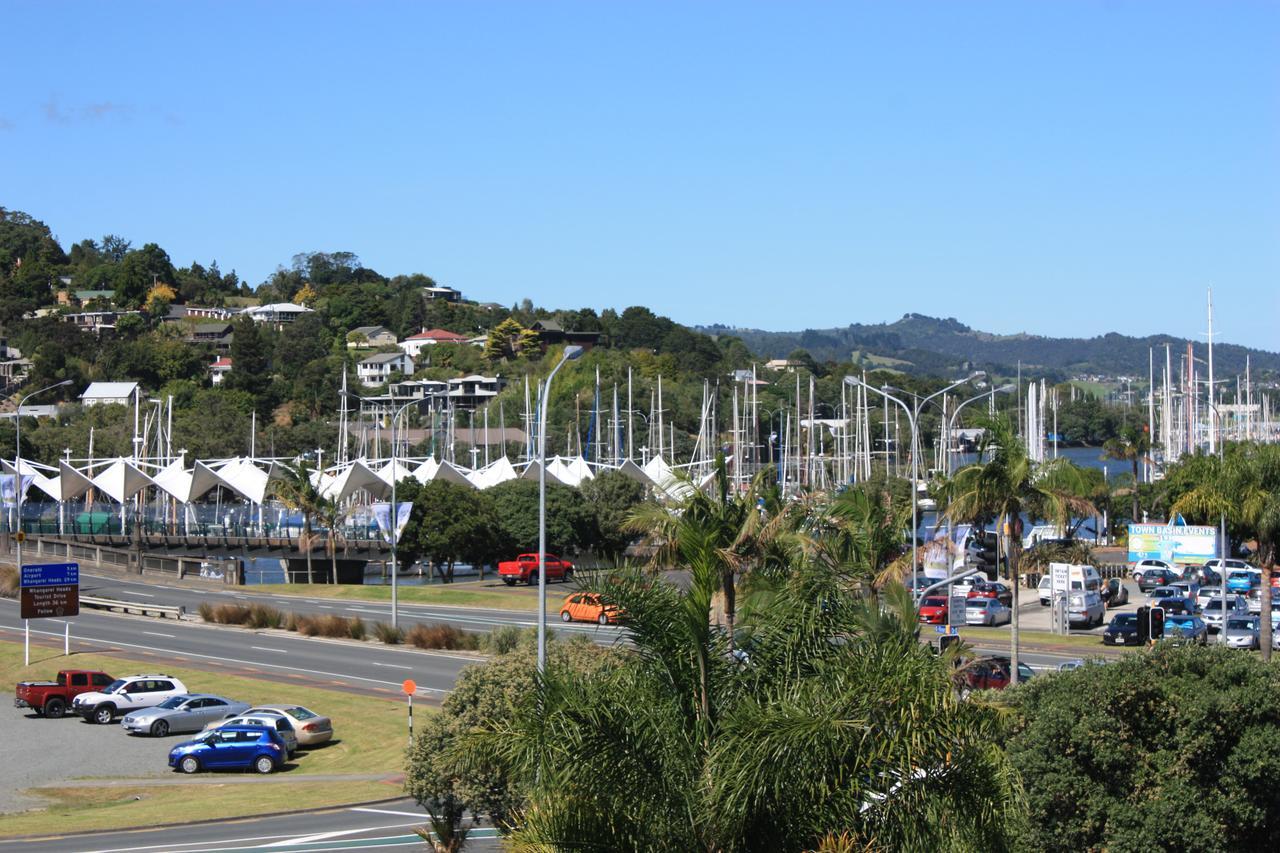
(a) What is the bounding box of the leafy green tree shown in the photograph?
[484,317,525,363]
[578,470,648,560]
[1103,422,1152,523]
[485,478,594,556]
[114,243,177,309]
[226,316,273,403]
[1001,644,1280,853]
[405,480,496,580]
[270,460,324,583]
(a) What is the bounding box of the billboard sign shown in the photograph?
[1127,523,1217,565]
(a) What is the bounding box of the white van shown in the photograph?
[1043,563,1102,604]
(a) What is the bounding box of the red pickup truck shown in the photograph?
[16,669,115,718]
[498,553,574,586]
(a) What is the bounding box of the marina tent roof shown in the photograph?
[57,461,96,501]
[467,457,517,489]
[213,458,280,505]
[376,460,416,487]
[320,460,390,502]
[91,458,154,503]
[547,456,593,488]
[518,459,566,486]
[2,459,56,501]
[433,461,476,489]
[410,458,440,484]
[152,459,227,504]
[610,459,654,486]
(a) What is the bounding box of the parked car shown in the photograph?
[1068,591,1106,628]
[71,675,189,725]
[1246,588,1264,614]
[497,553,574,586]
[1196,586,1223,611]
[1226,569,1262,594]
[209,713,299,755]
[14,670,114,719]
[559,592,621,626]
[1038,574,1054,606]
[1202,595,1250,633]
[917,596,949,625]
[1169,580,1200,602]
[169,725,286,774]
[1224,615,1261,650]
[1102,578,1130,609]
[1157,597,1196,616]
[1163,614,1209,645]
[960,656,1034,692]
[1103,613,1142,646]
[121,694,249,737]
[234,705,332,747]
[1057,659,1087,672]
[966,581,1013,608]
[1138,569,1181,593]
[1148,586,1182,606]
[1132,559,1176,582]
[964,598,1012,627]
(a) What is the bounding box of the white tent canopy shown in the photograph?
[467,457,517,489]
[377,460,416,488]
[320,460,391,502]
[152,459,227,504]
[547,455,594,488]
[91,458,155,504]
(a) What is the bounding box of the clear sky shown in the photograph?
[3,2,1277,348]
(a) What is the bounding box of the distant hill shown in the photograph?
[698,314,1280,379]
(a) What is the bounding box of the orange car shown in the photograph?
[559,593,621,625]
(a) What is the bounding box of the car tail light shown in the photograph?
[303,723,320,732]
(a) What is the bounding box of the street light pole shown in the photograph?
[388,397,424,630]
[947,384,1016,476]
[16,379,72,666]
[537,346,583,675]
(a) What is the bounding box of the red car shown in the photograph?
[959,656,1035,693]
[15,670,115,718]
[918,595,949,625]
[497,553,574,586]
[966,581,1013,608]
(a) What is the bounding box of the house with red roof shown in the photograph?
[399,328,472,358]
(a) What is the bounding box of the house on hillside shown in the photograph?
[81,381,140,408]
[765,358,803,373]
[186,322,235,352]
[357,351,415,386]
[399,328,471,358]
[209,357,232,386]
[243,303,313,326]
[530,319,601,351]
[446,374,505,409]
[347,326,397,349]
[423,285,462,302]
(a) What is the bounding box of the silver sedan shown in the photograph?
[965,598,1012,627]
[1224,616,1260,650]
[121,694,250,737]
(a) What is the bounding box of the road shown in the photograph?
[78,571,628,644]
[0,798,500,852]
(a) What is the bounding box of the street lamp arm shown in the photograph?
[538,346,583,674]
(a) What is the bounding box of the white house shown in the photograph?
[347,326,397,349]
[80,381,140,408]
[398,328,471,359]
[357,351,415,386]
[209,357,232,386]
[243,303,314,325]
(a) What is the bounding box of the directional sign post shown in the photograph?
[20,562,79,665]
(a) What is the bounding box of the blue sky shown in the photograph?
[3,2,1277,348]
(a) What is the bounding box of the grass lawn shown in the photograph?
[961,626,1120,653]
[1,781,397,838]
[252,582,540,612]
[2,641,416,836]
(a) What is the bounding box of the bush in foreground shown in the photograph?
[0,566,17,599]
[374,622,405,644]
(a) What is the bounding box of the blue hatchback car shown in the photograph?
[168,724,286,774]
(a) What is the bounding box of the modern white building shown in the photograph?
[357,351,415,386]
[243,303,314,325]
[80,381,140,408]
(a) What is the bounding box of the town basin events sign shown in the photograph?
[1127,524,1217,565]
[19,562,80,620]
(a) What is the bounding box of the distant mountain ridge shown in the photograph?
[697,314,1280,379]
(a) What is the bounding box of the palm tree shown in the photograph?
[314,495,350,585]
[463,560,1022,850]
[270,460,324,584]
[1103,422,1151,524]
[946,414,1096,678]
[627,456,793,650]
[802,483,912,591]
[1173,444,1280,661]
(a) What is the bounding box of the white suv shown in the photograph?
[71,675,189,725]
[1131,559,1176,582]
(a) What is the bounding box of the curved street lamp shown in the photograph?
[538,346,584,675]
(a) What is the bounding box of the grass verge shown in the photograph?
[252,582,541,611]
[961,626,1120,653]
[1,780,396,838]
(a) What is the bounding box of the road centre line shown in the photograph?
[142,631,175,638]
[76,820,433,853]
[251,646,289,653]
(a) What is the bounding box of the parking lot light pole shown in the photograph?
[537,346,583,675]
[16,380,72,666]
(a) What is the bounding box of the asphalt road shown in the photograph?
[0,798,500,852]
[78,571,628,644]
[0,598,479,700]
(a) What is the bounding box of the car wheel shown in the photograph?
[254,755,275,774]
[526,573,537,586]
[93,705,115,725]
[563,568,573,582]
[598,612,609,626]
[43,698,66,719]
[503,579,515,587]
[560,610,572,623]
[180,756,200,774]
[152,720,170,738]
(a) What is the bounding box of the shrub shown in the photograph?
[246,603,285,629]
[205,603,252,624]
[198,601,215,621]
[0,566,17,599]
[348,616,366,640]
[480,624,524,655]
[284,612,301,632]
[296,613,355,638]
[408,623,481,651]
[374,622,405,644]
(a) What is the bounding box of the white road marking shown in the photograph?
[251,646,288,653]
[74,820,432,853]
[142,631,175,638]
[370,662,410,669]
[262,828,371,846]
[127,591,156,598]
[348,807,427,818]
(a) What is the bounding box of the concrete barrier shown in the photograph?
[80,595,184,620]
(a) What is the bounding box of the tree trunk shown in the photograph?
[1005,513,1021,682]
[1131,457,1140,523]
[304,518,314,584]
[329,535,339,585]
[1262,558,1274,663]
[722,568,736,651]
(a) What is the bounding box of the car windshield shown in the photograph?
[103,679,126,694]
[1113,615,1137,626]
[156,697,187,710]
[1204,600,1225,611]
[921,597,946,607]
[1227,619,1255,630]
[966,600,989,609]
